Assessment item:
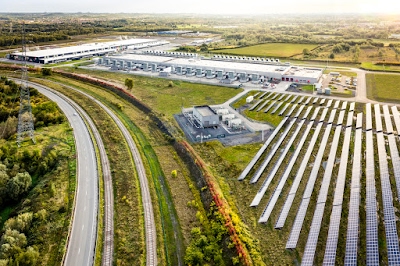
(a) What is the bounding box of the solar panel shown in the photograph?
[391,106,400,136]
[277,94,285,101]
[319,98,326,106]
[304,97,311,105]
[333,100,340,109]
[366,103,373,130]
[264,100,277,113]
[323,111,353,265]
[271,93,279,100]
[375,105,400,265]
[302,111,343,265]
[374,104,383,132]
[349,102,355,112]
[294,104,306,118]
[291,95,299,103]
[253,119,307,208]
[266,92,275,99]
[283,94,292,102]
[253,92,260,98]
[271,102,284,114]
[279,103,291,116]
[346,111,353,127]
[259,91,268,99]
[256,99,270,112]
[286,104,298,117]
[365,103,379,265]
[326,99,333,108]
[302,106,313,120]
[275,108,327,229]
[285,110,335,246]
[345,112,363,265]
[297,96,305,104]
[341,101,348,110]
[385,106,400,197]
[238,117,289,181]
[249,99,264,111]
[310,107,321,121]
[250,112,302,184]
[312,97,319,104]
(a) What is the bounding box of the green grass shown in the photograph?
[361,62,400,72]
[243,109,284,127]
[366,73,400,103]
[62,68,242,117]
[211,43,319,58]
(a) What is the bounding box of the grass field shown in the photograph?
[361,62,400,72]
[66,68,242,117]
[211,43,319,58]
[366,73,400,103]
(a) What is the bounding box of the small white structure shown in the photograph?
[325,88,331,95]
[246,96,254,103]
[222,114,235,122]
[228,118,242,128]
[216,108,229,115]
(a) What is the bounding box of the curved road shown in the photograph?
[44,80,158,266]
[28,83,99,266]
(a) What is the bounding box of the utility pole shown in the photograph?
[17,22,35,146]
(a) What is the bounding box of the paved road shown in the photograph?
[27,83,98,266]
[44,80,158,266]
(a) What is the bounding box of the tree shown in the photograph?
[41,68,52,76]
[6,172,32,201]
[124,78,133,90]
[329,53,335,59]
[303,48,310,55]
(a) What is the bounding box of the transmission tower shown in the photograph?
[17,22,35,146]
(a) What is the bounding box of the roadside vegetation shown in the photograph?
[0,77,75,266]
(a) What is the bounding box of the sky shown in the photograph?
[3,0,400,14]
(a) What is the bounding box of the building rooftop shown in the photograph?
[283,66,323,79]
[11,39,158,58]
[195,106,216,117]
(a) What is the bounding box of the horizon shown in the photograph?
[3,0,400,15]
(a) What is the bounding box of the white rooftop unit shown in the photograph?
[246,96,254,103]
[222,114,235,121]
[228,118,242,128]
[217,109,229,115]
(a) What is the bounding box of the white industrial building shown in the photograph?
[8,39,168,64]
[193,105,220,128]
[99,53,323,84]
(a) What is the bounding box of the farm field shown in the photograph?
[366,73,400,103]
[211,43,319,58]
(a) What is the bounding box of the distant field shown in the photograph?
[211,43,319,58]
[366,73,400,103]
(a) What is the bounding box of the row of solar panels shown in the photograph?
[238,95,400,265]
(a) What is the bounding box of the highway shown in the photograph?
[42,80,158,266]
[27,82,99,266]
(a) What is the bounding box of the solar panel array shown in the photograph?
[235,89,400,264]
[365,103,380,265]
[237,116,289,181]
[249,99,264,111]
[284,109,335,242]
[345,112,363,266]
[301,110,345,265]
[256,99,270,112]
[391,106,400,136]
[374,104,400,265]
[250,106,306,184]
[259,91,268,99]
[323,111,354,265]
[258,106,320,223]
[383,105,400,197]
[275,107,328,229]
[279,103,291,116]
[271,102,284,114]
[286,104,298,117]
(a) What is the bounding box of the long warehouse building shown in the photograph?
[8,39,169,64]
[99,53,323,84]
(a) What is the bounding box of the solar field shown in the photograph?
[236,91,400,265]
